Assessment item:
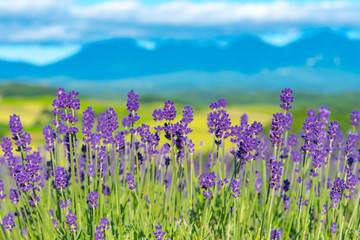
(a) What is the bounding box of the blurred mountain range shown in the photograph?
[1,30,360,94]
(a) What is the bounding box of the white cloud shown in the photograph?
[0,0,360,43]
[0,43,81,65]
[259,31,303,46]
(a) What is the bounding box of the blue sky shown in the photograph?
[0,0,359,65]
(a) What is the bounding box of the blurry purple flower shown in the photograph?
[66,210,78,233]
[270,229,283,240]
[3,213,15,231]
[331,222,337,234]
[350,110,360,127]
[154,225,166,240]
[87,190,99,208]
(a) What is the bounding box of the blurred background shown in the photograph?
[0,0,359,145]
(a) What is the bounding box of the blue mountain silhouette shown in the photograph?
[0,30,359,82]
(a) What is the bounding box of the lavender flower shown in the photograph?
[217,178,228,190]
[284,112,293,131]
[126,173,136,190]
[329,177,346,208]
[268,157,283,190]
[0,179,6,199]
[240,113,248,128]
[114,131,125,153]
[255,172,262,194]
[180,105,194,124]
[199,172,216,189]
[9,114,32,152]
[350,110,360,127]
[42,125,56,151]
[163,100,176,121]
[288,133,297,148]
[207,103,232,145]
[280,88,294,110]
[99,218,110,230]
[322,204,327,216]
[9,114,23,137]
[66,210,78,233]
[52,219,58,229]
[87,165,95,178]
[282,179,290,192]
[82,106,95,143]
[218,98,227,108]
[95,226,105,240]
[87,190,99,208]
[59,199,71,209]
[344,170,357,199]
[269,113,285,146]
[1,137,16,175]
[231,179,241,198]
[153,109,164,122]
[3,213,15,231]
[55,167,67,190]
[49,209,58,229]
[94,218,110,240]
[154,225,166,240]
[122,117,131,129]
[331,222,337,234]
[327,121,340,142]
[199,172,216,198]
[9,189,19,205]
[270,229,283,240]
[126,90,140,112]
[344,134,356,158]
[97,108,119,144]
[318,106,330,128]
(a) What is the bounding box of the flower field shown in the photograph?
[0,87,359,239]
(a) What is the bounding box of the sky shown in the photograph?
[0,0,360,65]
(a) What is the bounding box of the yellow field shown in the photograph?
[0,96,278,152]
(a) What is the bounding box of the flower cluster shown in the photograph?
[87,190,99,208]
[270,229,283,240]
[3,213,15,231]
[94,218,110,240]
[269,113,285,146]
[55,167,67,190]
[329,177,346,208]
[207,98,231,145]
[9,114,32,152]
[268,157,283,190]
[350,110,360,127]
[66,210,78,233]
[231,179,241,198]
[199,172,216,198]
[154,225,166,240]
[126,173,136,190]
[82,106,95,143]
[279,88,294,110]
[51,88,80,135]
[1,137,17,176]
